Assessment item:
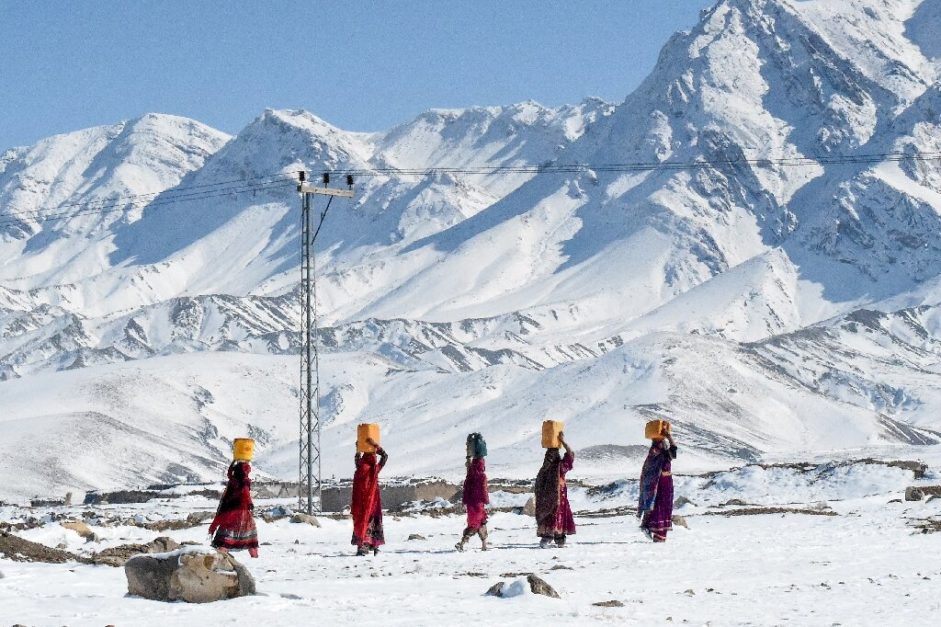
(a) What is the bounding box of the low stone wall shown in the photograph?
[321,480,459,512]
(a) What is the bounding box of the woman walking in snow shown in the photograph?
[209,459,259,557]
[637,423,678,542]
[534,432,576,548]
[456,432,489,551]
[351,437,388,556]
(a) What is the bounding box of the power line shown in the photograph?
[329,150,941,177]
[2,174,296,221]
[2,149,939,229]
[0,178,296,229]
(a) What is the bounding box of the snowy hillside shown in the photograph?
[2,0,941,501]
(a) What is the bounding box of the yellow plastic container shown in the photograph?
[233,438,255,461]
[645,419,671,440]
[541,420,564,448]
[357,423,380,453]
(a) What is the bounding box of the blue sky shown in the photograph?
[0,1,711,149]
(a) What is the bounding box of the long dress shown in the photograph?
[209,461,258,551]
[462,457,489,531]
[638,440,678,542]
[351,447,388,549]
[535,449,576,538]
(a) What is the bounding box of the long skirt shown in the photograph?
[466,504,487,531]
[211,509,259,550]
[641,473,674,541]
[351,513,385,548]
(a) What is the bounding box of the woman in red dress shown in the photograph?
[351,437,388,556]
[456,432,489,551]
[209,460,259,557]
[535,432,576,548]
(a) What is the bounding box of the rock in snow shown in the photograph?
[486,574,560,599]
[124,548,255,603]
[290,513,321,527]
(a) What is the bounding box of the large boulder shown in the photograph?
[905,487,925,502]
[125,548,255,603]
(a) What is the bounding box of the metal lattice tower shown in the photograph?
[297,172,353,514]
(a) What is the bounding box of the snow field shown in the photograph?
[2,492,941,626]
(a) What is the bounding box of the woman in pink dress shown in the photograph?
[456,432,489,551]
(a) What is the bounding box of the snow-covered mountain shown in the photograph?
[2,0,941,501]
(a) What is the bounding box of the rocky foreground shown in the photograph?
[1,458,941,625]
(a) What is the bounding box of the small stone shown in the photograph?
[523,496,536,517]
[185,511,215,525]
[673,496,695,508]
[887,499,903,504]
[593,599,625,607]
[407,534,426,541]
[671,515,689,529]
[262,505,293,523]
[290,513,321,527]
[905,487,925,502]
[683,589,695,596]
[485,581,506,597]
[527,574,560,598]
[61,520,98,543]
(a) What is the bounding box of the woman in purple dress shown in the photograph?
[535,432,576,548]
[638,425,677,542]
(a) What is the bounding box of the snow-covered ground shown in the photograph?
[3,458,941,626]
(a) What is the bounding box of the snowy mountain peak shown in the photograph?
[2,0,941,499]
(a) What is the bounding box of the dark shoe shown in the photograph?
[554,535,566,548]
[355,546,368,556]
